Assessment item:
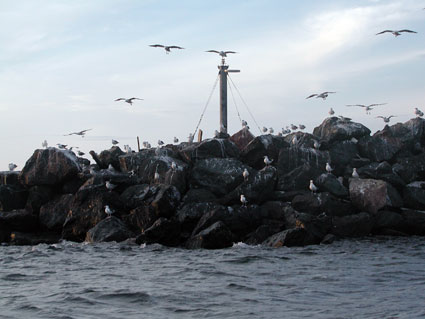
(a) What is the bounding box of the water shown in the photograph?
[1,237,424,319]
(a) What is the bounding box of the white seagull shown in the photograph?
[243,168,249,182]
[105,181,117,191]
[306,92,336,100]
[42,140,48,148]
[173,137,179,143]
[414,107,424,117]
[264,156,273,167]
[64,129,92,137]
[112,139,119,145]
[376,115,396,123]
[299,124,306,130]
[206,50,237,57]
[328,108,335,116]
[290,124,298,130]
[8,163,17,171]
[240,194,248,206]
[171,161,177,171]
[313,140,321,150]
[77,151,85,156]
[242,120,248,127]
[352,168,360,178]
[269,127,274,134]
[309,180,318,193]
[325,162,333,174]
[57,144,67,150]
[346,103,386,115]
[115,97,144,105]
[158,140,164,146]
[262,126,268,133]
[149,44,184,54]
[376,29,417,37]
[105,205,114,218]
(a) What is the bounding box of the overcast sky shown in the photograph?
[0,0,424,170]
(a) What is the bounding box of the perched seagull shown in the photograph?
[8,163,17,171]
[309,180,318,194]
[77,151,85,156]
[243,168,249,182]
[188,133,194,143]
[241,120,248,127]
[89,167,96,175]
[346,103,386,115]
[264,156,273,167]
[171,161,177,171]
[269,127,274,134]
[154,171,160,184]
[112,139,119,145]
[64,129,92,137]
[104,205,114,218]
[57,144,67,150]
[42,140,48,148]
[142,141,149,148]
[352,168,360,178]
[214,130,220,138]
[290,124,298,130]
[376,29,417,37]
[262,126,268,133]
[105,181,117,191]
[115,97,144,105]
[326,162,333,174]
[299,124,306,130]
[155,146,161,156]
[306,92,336,100]
[173,137,179,143]
[414,107,424,117]
[313,140,321,150]
[328,108,335,116]
[123,145,132,153]
[338,116,352,123]
[376,115,396,123]
[158,140,164,146]
[240,194,248,206]
[149,44,184,54]
[205,50,237,57]
[108,164,115,172]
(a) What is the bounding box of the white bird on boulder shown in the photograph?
[171,162,177,171]
[112,139,119,145]
[309,180,318,193]
[8,163,17,171]
[240,194,248,206]
[105,205,114,218]
[264,156,273,167]
[414,107,424,117]
[42,140,48,148]
[262,126,268,133]
[328,108,335,116]
[158,140,164,146]
[173,137,179,143]
[313,140,321,150]
[108,164,115,172]
[352,168,360,178]
[105,181,117,191]
[242,120,248,128]
[188,133,194,143]
[243,168,249,182]
[77,151,85,156]
[326,162,333,174]
[269,127,274,134]
[290,124,298,130]
[214,130,220,138]
[299,124,306,130]
[57,144,67,150]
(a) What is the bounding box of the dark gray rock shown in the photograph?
[315,173,348,198]
[313,117,371,144]
[230,128,255,151]
[135,217,181,247]
[179,138,239,163]
[329,140,359,169]
[277,164,322,192]
[39,194,74,232]
[331,212,373,237]
[91,146,125,170]
[185,221,234,249]
[181,188,217,204]
[123,205,158,234]
[399,208,425,235]
[25,185,55,213]
[358,134,402,162]
[373,210,405,233]
[292,192,356,217]
[0,209,38,232]
[262,227,316,247]
[150,184,181,218]
[86,216,134,243]
[0,185,28,212]
[393,153,425,183]
[120,184,150,209]
[283,132,320,149]
[0,171,20,186]
[9,232,61,246]
[277,146,330,176]
[403,182,425,210]
[19,148,81,186]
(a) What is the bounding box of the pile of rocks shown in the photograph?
[1,117,425,248]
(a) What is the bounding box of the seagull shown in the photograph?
[188,133,194,143]
[241,120,248,127]
[376,115,396,123]
[264,156,273,167]
[313,140,321,149]
[171,162,177,171]
[414,107,424,117]
[42,140,48,148]
[64,129,92,137]
[123,145,132,153]
[149,44,184,54]
[240,194,248,206]
[214,130,220,138]
[262,126,268,133]
[243,168,249,182]
[206,50,237,57]
[328,107,335,116]
[105,205,114,218]
[155,146,161,156]
[269,127,274,134]
[77,151,85,156]
[57,144,67,150]
[299,124,306,130]
[338,116,351,123]
[158,140,164,146]
[108,164,115,172]
[154,171,160,184]
[115,97,144,105]
[309,180,318,194]
[173,137,179,143]
[112,139,119,145]
[8,163,17,171]
[376,29,417,37]
[352,168,360,178]
[306,92,336,100]
[290,124,298,130]
[105,181,117,191]
[325,162,333,174]
[346,103,386,115]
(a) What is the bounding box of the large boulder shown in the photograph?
[349,178,403,214]
[90,146,125,170]
[19,148,81,186]
[39,194,74,232]
[179,138,239,163]
[358,134,402,162]
[373,210,405,234]
[328,140,359,175]
[25,185,55,213]
[331,212,373,237]
[0,185,28,212]
[0,171,20,186]
[85,216,134,243]
[240,135,288,170]
[185,221,235,249]
[292,192,356,217]
[393,153,425,183]
[381,118,425,151]
[0,209,38,233]
[277,146,330,176]
[315,173,348,198]
[123,205,158,234]
[277,163,322,192]
[399,208,425,235]
[262,227,316,247]
[9,232,61,245]
[403,181,425,210]
[313,117,371,144]
[189,158,249,196]
[135,217,181,247]
[283,132,320,149]
[181,188,217,204]
[230,128,255,151]
[120,184,151,209]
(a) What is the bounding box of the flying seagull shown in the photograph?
[306,92,336,100]
[64,129,92,137]
[376,29,417,37]
[206,50,237,57]
[346,103,386,114]
[149,44,184,54]
[115,97,143,105]
[376,115,396,123]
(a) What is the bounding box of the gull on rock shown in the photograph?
[115,97,143,105]
[108,164,115,172]
[243,168,249,182]
[171,162,177,171]
[290,124,298,130]
[106,181,117,191]
[269,127,274,134]
[112,139,119,145]
[77,151,85,156]
[8,163,17,171]
[309,180,318,193]
[326,162,333,174]
[173,137,179,143]
[313,140,321,150]
[262,127,268,133]
[241,120,248,127]
[188,133,194,143]
[158,140,164,146]
[42,140,48,148]
[414,107,424,117]
[328,108,335,116]
[214,130,220,138]
[57,144,67,150]
[264,156,273,167]
[298,124,306,130]
[150,44,184,54]
[352,168,360,178]
[306,92,336,100]
[240,194,248,206]
[104,205,114,218]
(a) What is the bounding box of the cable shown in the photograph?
[228,77,243,124]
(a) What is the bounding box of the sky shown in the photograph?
[0,0,424,170]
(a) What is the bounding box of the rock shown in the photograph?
[240,135,288,170]
[230,128,255,151]
[292,192,355,217]
[393,153,425,183]
[61,178,86,194]
[0,209,38,232]
[380,118,425,151]
[179,138,239,163]
[123,205,158,234]
[0,185,28,212]
[399,208,425,235]
[357,162,405,190]
[283,132,320,149]
[0,171,20,186]
[120,184,151,209]
[277,146,330,176]
[39,194,74,232]
[86,216,134,243]
[331,212,373,237]
[315,173,348,198]
[295,213,333,242]
[277,163,322,192]
[150,184,181,218]
[135,217,181,247]
[329,140,359,175]
[403,181,425,210]
[19,148,81,186]
[90,146,125,170]
[189,158,249,196]
[181,188,217,204]
[358,134,402,162]
[349,178,403,214]
[9,232,61,245]
[185,221,234,249]
[262,227,315,247]
[373,210,405,233]
[313,117,371,144]
[25,185,55,213]
[244,221,285,245]
[320,234,336,244]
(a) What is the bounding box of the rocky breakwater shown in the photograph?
[1,117,425,248]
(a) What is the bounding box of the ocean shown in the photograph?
[1,236,424,319]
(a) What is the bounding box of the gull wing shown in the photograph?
[398,29,417,33]
[306,94,318,99]
[115,98,125,101]
[168,46,184,49]
[369,103,387,107]
[346,104,365,108]
[130,97,144,101]
[376,30,393,35]
[224,51,237,54]
[206,50,220,54]
[149,44,165,48]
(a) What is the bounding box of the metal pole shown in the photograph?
[218,63,229,134]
